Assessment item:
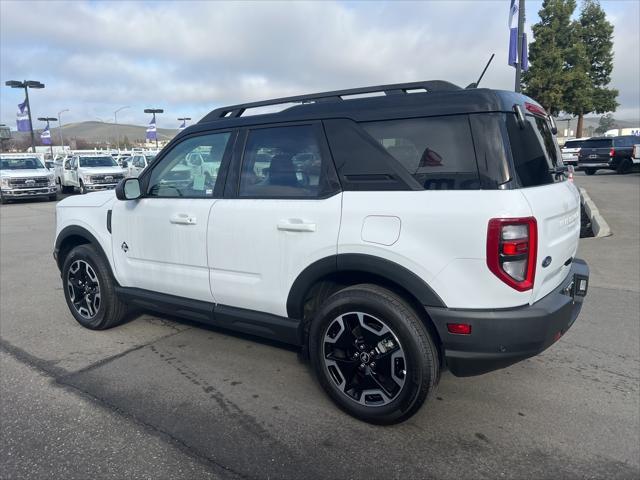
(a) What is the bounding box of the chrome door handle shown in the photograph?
[170,213,197,225]
[277,219,316,232]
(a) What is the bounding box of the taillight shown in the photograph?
[609,148,615,157]
[524,102,547,117]
[487,217,537,291]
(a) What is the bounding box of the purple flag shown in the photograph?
[521,32,529,71]
[16,99,31,132]
[146,114,157,140]
[508,27,518,66]
[40,122,52,145]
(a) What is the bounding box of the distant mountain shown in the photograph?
[9,121,179,146]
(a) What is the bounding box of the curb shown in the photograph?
[579,187,612,238]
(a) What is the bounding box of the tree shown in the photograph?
[570,0,618,136]
[522,0,577,115]
[594,113,617,134]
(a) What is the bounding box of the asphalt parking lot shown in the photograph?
[1,171,639,480]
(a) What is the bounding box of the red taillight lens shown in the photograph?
[524,102,547,117]
[609,148,615,157]
[447,323,472,335]
[487,217,537,291]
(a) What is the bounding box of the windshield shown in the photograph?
[0,157,45,170]
[144,155,156,162]
[79,156,118,167]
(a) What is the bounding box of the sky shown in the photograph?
[1,0,638,130]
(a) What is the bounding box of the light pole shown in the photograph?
[37,116,57,158]
[178,117,191,130]
[5,80,45,152]
[144,108,163,149]
[57,109,69,150]
[114,106,129,150]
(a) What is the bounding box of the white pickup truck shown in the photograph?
[56,154,127,194]
[0,153,57,204]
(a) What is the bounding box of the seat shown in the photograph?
[268,154,298,187]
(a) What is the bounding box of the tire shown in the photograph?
[79,180,87,194]
[0,195,7,205]
[309,284,439,424]
[62,244,128,330]
[584,168,596,176]
[60,180,72,193]
[616,158,632,174]
[49,194,58,202]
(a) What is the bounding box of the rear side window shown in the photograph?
[582,138,612,148]
[506,114,564,187]
[361,115,480,190]
[239,125,326,198]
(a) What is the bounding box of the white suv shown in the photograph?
[53,81,589,423]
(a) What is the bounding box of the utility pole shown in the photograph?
[58,109,69,150]
[514,0,525,93]
[114,106,129,150]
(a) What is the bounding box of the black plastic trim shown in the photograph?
[54,225,109,272]
[106,210,112,233]
[426,258,589,377]
[286,253,445,319]
[113,287,301,346]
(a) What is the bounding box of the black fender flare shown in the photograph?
[286,253,446,319]
[54,225,110,272]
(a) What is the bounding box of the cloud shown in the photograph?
[1,0,637,129]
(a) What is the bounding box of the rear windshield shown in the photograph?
[582,138,612,148]
[361,115,480,190]
[506,114,564,187]
[563,140,587,149]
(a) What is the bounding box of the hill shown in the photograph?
[9,121,179,147]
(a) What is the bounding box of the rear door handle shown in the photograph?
[170,213,197,225]
[277,219,316,232]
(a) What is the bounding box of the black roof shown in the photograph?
[188,80,533,135]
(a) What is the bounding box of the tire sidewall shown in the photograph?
[62,245,112,329]
[309,288,434,423]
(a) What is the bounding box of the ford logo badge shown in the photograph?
[105,176,113,181]
[25,179,35,185]
[542,256,552,268]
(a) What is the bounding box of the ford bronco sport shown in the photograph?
[54,80,589,424]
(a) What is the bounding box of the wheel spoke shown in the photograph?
[367,371,395,399]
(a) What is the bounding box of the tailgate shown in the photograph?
[579,147,610,164]
[520,181,581,303]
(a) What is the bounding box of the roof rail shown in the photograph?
[200,80,461,122]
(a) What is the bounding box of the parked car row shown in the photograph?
[561,135,639,175]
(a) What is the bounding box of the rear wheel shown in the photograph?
[309,284,439,424]
[584,168,597,176]
[616,158,632,174]
[62,244,128,330]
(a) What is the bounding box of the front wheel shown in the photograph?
[79,181,87,194]
[584,168,597,176]
[49,194,58,201]
[309,284,439,424]
[62,244,128,330]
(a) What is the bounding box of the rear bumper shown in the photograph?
[426,259,589,377]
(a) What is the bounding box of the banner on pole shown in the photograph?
[16,99,31,132]
[146,114,157,140]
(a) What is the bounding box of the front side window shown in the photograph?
[147,132,231,198]
[79,156,118,168]
[239,125,324,198]
[361,115,480,190]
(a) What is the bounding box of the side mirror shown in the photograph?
[121,160,128,168]
[116,178,142,201]
[64,164,71,170]
[45,161,54,169]
[549,116,558,135]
